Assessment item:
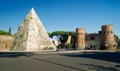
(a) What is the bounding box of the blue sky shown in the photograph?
[0,0,120,37]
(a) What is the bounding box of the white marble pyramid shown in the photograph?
[12,8,56,51]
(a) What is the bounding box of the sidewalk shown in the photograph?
[33,50,118,54]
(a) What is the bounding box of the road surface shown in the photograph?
[0,51,120,71]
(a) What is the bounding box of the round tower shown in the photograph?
[76,28,86,49]
[101,24,117,50]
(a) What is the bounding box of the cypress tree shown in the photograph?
[8,27,11,35]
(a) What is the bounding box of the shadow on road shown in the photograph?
[61,52,120,63]
[0,52,33,58]
[29,56,85,71]
[79,63,120,71]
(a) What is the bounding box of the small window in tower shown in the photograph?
[107,31,109,33]
[111,31,113,33]
[114,44,116,47]
[78,33,80,35]
[104,31,106,34]
[81,33,82,35]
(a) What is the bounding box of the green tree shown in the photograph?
[8,27,11,35]
[71,32,76,49]
[48,31,76,49]
[18,26,20,31]
[48,32,52,37]
[50,31,71,43]
[0,30,10,35]
[66,32,76,49]
[118,39,120,45]
[60,34,68,44]
[114,34,119,42]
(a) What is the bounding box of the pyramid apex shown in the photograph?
[26,7,38,19]
[30,7,36,14]
[31,7,35,11]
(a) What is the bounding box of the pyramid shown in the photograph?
[12,8,56,51]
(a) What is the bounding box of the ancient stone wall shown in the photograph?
[65,34,71,45]
[85,34,101,49]
[0,35,15,51]
[86,40,101,50]
[86,34,101,41]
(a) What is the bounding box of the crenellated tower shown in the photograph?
[100,24,117,50]
[76,28,86,49]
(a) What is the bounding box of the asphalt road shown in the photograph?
[0,51,120,71]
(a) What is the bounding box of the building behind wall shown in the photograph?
[75,24,117,50]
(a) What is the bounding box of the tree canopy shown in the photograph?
[48,31,75,49]
[49,31,70,38]
[0,30,11,35]
[114,34,119,42]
